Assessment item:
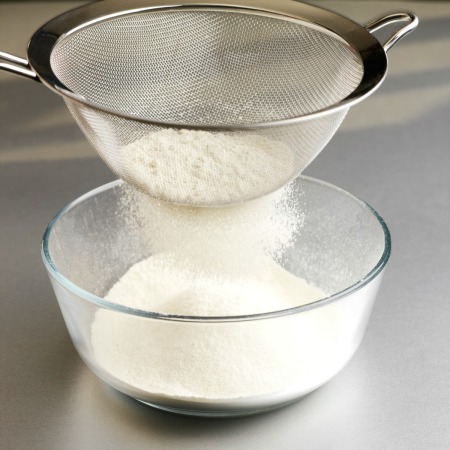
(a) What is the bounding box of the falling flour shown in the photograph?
[88,184,352,401]
[121,128,295,205]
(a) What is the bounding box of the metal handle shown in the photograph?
[0,51,38,81]
[365,12,419,52]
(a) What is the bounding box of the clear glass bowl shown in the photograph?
[42,176,390,417]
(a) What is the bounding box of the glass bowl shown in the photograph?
[42,176,390,417]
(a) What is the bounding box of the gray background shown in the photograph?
[1,1,449,449]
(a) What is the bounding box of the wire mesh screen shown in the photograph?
[51,9,363,124]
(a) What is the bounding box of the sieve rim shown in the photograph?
[27,0,388,130]
[42,177,391,323]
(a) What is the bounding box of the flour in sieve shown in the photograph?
[121,128,295,205]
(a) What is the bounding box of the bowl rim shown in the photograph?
[41,176,391,323]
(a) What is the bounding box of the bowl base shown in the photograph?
[135,396,304,418]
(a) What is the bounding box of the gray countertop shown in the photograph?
[1,2,449,449]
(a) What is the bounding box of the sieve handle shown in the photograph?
[0,51,38,81]
[365,13,419,52]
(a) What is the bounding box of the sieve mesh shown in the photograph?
[50,7,363,206]
[51,9,363,124]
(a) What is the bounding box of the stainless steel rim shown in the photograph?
[27,0,389,129]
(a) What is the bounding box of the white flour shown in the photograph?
[122,183,302,276]
[89,185,342,401]
[91,254,336,400]
[121,128,295,205]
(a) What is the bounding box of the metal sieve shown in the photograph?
[0,0,417,207]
